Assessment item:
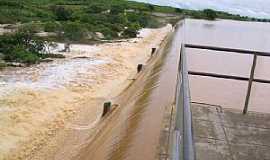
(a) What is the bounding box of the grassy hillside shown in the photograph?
[1,0,268,40]
[0,0,269,66]
[0,0,166,40]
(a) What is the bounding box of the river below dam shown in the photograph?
[184,19,270,113]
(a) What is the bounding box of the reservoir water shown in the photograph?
[184,19,270,113]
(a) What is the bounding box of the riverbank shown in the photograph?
[0,24,173,159]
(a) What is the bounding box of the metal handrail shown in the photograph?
[172,44,196,160]
[184,43,269,114]
[185,44,270,57]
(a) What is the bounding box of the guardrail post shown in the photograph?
[102,102,112,117]
[137,64,143,73]
[151,48,157,56]
[243,54,257,114]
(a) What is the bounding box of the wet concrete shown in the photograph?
[192,103,270,160]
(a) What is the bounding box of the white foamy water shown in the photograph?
[0,58,108,96]
[0,42,111,97]
[0,27,162,97]
[51,43,102,56]
[131,0,270,18]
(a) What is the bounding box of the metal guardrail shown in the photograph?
[185,43,270,114]
[171,42,270,159]
[185,44,270,57]
[172,44,195,160]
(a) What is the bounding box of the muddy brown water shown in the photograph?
[185,19,270,113]
[71,19,270,160]
[71,23,185,160]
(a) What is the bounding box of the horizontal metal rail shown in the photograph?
[188,71,270,84]
[173,44,195,160]
[172,42,270,159]
[185,43,270,114]
[185,44,270,57]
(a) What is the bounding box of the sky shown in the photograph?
[131,0,270,18]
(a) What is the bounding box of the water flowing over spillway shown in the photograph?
[72,22,183,160]
[0,26,173,159]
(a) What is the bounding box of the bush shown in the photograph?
[0,14,16,24]
[19,23,43,33]
[39,53,65,59]
[123,23,140,38]
[0,61,7,69]
[0,30,51,64]
[63,22,88,41]
[3,46,40,64]
[52,6,73,21]
[127,12,156,28]
[109,14,128,25]
[110,4,125,15]
[148,4,155,11]
[44,21,61,32]
[97,26,118,39]
[86,3,109,14]
[175,8,183,13]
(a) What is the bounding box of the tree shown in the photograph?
[44,21,61,32]
[109,14,128,24]
[110,4,125,15]
[123,23,140,38]
[148,4,155,12]
[127,12,151,28]
[87,3,108,13]
[203,9,217,20]
[52,6,72,21]
[0,29,49,64]
[63,22,87,41]
[175,8,183,13]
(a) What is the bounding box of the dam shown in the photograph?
[24,19,270,160]
[73,19,270,160]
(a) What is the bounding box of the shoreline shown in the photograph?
[0,25,173,160]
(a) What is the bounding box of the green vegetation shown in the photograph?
[0,0,167,65]
[203,9,217,20]
[0,61,7,69]
[0,0,269,66]
[0,28,63,65]
[0,0,165,42]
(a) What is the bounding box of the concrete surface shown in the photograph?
[191,103,270,160]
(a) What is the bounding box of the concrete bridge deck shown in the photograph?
[192,103,270,160]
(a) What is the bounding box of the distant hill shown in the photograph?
[0,0,267,41]
[0,0,268,65]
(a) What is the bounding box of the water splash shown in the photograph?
[0,58,108,96]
